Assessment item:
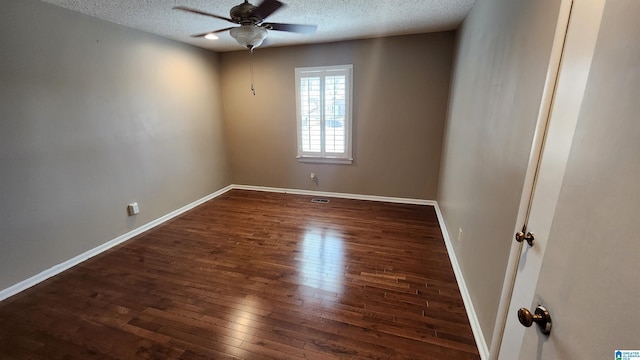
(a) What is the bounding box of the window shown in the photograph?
[295,65,353,164]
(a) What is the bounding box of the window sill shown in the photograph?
[297,156,353,165]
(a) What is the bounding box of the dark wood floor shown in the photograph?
[0,190,479,359]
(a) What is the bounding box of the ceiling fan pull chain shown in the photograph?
[250,49,256,96]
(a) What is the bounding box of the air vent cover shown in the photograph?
[311,198,330,203]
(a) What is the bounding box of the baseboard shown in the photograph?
[0,185,234,302]
[230,184,437,206]
[433,202,489,359]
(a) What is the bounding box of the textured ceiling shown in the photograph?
[40,0,475,52]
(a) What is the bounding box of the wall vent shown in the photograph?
[311,198,330,203]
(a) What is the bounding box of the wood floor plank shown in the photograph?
[0,190,479,359]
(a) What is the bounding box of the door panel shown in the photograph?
[519,0,640,358]
[497,0,606,358]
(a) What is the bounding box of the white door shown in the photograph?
[492,0,608,358]
[516,0,640,356]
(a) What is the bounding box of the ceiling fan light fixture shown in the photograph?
[204,33,219,40]
[229,24,267,49]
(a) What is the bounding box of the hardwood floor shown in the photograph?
[0,190,480,359]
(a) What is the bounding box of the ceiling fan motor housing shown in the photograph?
[230,1,261,25]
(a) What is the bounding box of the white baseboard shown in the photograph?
[230,184,437,206]
[0,185,234,302]
[0,184,487,359]
[433,202,489,359]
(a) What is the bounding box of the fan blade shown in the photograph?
[190,27,235,38]
[173,6,235,24]
[253,0,284,20]
[263,22,318,34]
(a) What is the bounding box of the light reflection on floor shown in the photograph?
[298,226,345,295]
[226,298,256,354]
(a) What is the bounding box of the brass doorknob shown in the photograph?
[515,231,535,246]
[518,305,552,335]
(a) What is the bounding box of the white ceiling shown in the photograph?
[40,0,476,52]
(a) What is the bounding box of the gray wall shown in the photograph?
[0,0,231,290]
[437,0,561,345]
[220,33,454,199]
[522,1,640,358]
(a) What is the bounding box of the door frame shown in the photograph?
[488,0,607,358]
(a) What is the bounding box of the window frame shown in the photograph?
[295,64,353,164]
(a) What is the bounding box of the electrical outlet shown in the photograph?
[127,202,140,216]
[310,172,317,181]
[458,228,463,243]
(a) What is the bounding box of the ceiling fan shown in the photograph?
[173,0,318,50]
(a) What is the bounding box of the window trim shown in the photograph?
[295,64,353,164]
